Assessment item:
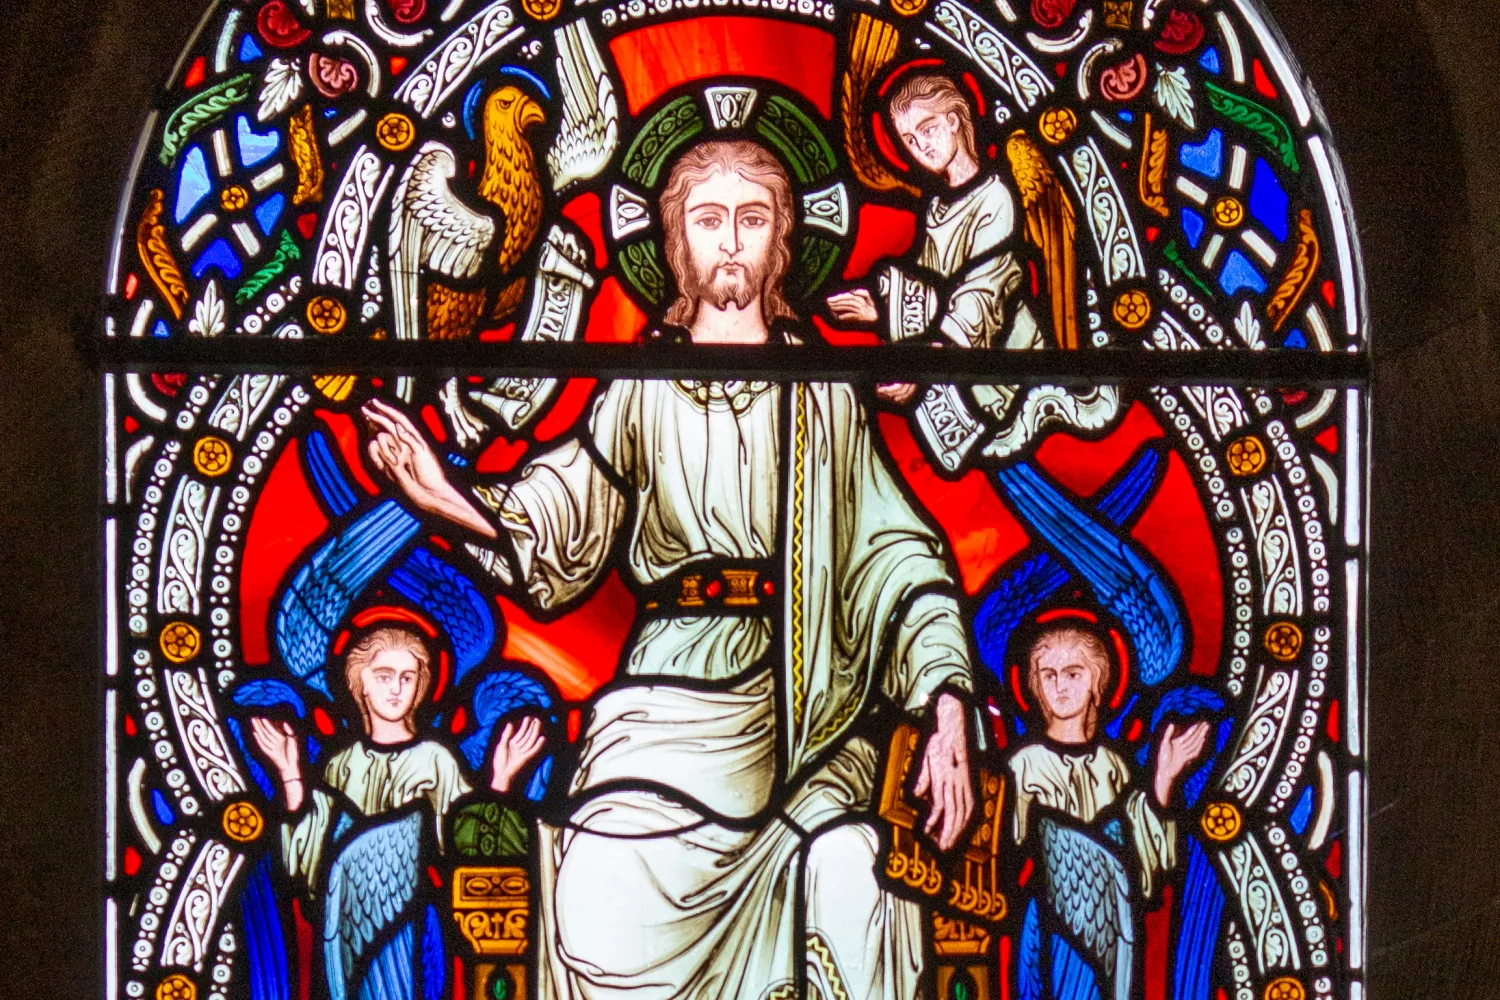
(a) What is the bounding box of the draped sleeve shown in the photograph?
[1124,786,1176,898]
[875,175,1037,350]
[279,745,359,893]
[281,788,336,892]
[464,382,632,609]
[883,591,972,712]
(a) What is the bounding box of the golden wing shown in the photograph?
[1006,130,1079,350]
[842,14,920,198]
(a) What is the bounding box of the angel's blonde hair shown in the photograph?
[887,73,978,164]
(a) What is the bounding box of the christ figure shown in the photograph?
[1009,625,1208,1000]
[363,139,978,1000]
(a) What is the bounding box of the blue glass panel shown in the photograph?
[239,34,263,61]
[1283,328,1308,349]
[192,238,242,279]
[1198,46,1221,74]
[174,146,213,224]
[236,115,281,168]
[254,192,286,236]
[1218,250,1268,295]
[151,789,176,825]
[1179,128,1224,180]
[1290,785,1315,833]
[1181,207,1206,249]
[1250,158,1291,241]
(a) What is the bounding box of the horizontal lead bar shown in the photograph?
[87,338,1370,386]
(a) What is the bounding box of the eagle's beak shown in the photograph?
[520,100,545,130]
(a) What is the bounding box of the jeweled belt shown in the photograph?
[637,560,779,618]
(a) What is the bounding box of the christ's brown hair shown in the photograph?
[344,626,432,736]
[887,73,979,164]
[1026,625,1112,740]
[659,140,798,327]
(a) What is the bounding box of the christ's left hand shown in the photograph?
[913,692,973,851]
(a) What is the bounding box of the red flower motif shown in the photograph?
[1155,9,1205,55]
[257,0,312,48]
[1099,53,1149,102]
[391,0,428,23]
[1030,0,1076,30]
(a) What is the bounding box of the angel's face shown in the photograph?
[358,648,422,728]
[892,100,963,176]
[1032,639,1101,729]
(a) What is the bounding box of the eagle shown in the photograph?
[387,85,545,344]
[478,85,546,274]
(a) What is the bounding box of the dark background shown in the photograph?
[1,0,1497,995]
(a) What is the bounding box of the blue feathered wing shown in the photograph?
[275,500,421,695]
[459,671,553,770]
[975,448,1164,680]
[324,812,422,1000]
[995,463,1185,684]
[1037,818,1133,1000]
[388,547,496,688]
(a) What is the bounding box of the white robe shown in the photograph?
[1007,743,1175,897]
[878,173,1042,351]
[281,740,473,890]
[466,379,974,1000]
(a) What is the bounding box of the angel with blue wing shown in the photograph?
[251,625,546,1000]
[1009,624,1208,1000]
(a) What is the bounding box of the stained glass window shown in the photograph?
[100,3,1369,1000]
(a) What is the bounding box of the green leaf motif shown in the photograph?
[754,96,836,184]
[619,241,668,306]
[1162,239,1218,299]
[1202,81,1300,173]
[453,802,530,859]
[235,230,301,304]
[159,73,253,166]
[622,96,704,187]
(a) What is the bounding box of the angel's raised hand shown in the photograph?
[490,717,547,795]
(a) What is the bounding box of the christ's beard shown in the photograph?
[698,260,764,311]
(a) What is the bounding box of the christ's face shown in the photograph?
[1033,639,1099,727]
[682,168,777,311]
[892,99,963,176]
[359,648,421,727]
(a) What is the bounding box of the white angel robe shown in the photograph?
[280,740,473,889]
[1008,743,1175,896]
[874,173,1122,464]
[878,173,1042,350]
[464,379,975,1000]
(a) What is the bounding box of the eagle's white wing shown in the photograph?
[387,141,495,340]
[546,21,618,191]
